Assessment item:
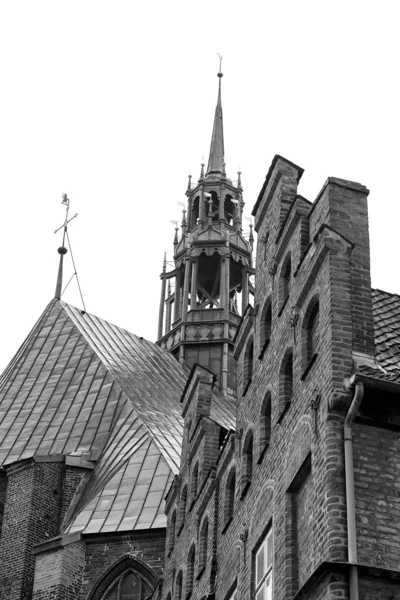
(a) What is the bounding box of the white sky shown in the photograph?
[0,1,399,373]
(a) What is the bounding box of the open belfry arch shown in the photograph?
[157,68,254,395]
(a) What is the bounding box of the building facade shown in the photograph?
[1,71,400,600]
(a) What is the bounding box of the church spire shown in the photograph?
[206,58,225,177]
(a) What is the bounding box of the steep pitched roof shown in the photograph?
[372,289,400,372]
[0,299,236,535]
[0,299,186,533]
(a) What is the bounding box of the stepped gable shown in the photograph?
[372,289,400,372]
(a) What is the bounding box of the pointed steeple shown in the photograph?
[206,66,225,177]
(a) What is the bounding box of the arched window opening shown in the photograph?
[224,194,235,224]
[304,299,320,368]
[169,510,177,554]
[198,519,208,574]
[240,431,254,498]
[99,569,153,600]
[175,572,183,600]
[259,393,272,461]
[223,467,236,528]
[206,191,219,222]
[191,196,200,228]
[186,545,196,597]
[243,337,254,396]
[191,463,199,507]
[259,299,272,358]
[279,350,293,419]
[279,254,291,313]
[179,486,188,533]
[89,556,157,600]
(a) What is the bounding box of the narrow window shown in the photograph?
[179,486,188,533]
[191,463,199,507]
[259,393,271,460]
[279,254,291,313]
[223,467,236,528]
[198,518,208,575]
[279,350,293,419]
[241,431,254,498]
[259,299,272,358]
[306,301,319,364]
[169,510,177,554]
[243,337,254,395]
[255,529,273,600]
[191,196,200,228]
[175,572,183,600]
[186,545,196,597]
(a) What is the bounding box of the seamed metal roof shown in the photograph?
[0,299,235,535]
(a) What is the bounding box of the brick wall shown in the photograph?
[81,530,166,599]
[0,470,7,538]
[33,541,85,600]
[0,460,64,600]
[353,422,400,570]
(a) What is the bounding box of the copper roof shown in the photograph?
[0,299,235,534]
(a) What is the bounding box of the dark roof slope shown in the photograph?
[372,289,400,372]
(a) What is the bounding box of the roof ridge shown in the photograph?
[372,288,400,299]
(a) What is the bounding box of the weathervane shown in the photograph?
[217,53,223,73]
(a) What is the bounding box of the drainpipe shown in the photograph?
[344,378,364,600]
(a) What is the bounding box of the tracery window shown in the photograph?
[101,570,153,600]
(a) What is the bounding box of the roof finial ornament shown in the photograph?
[54,194,77,300]
[217,53,223,77]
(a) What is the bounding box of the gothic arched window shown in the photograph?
[99,570,153,600]
[88,555,157,600]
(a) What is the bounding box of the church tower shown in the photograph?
[157,68,253,395]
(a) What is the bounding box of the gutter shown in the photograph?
[344,378,364,600]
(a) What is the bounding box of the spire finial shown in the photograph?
[217,53,223,77]
[200,156,205,180]
[206,56,225,177]
[54,194,74,300]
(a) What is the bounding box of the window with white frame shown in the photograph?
[255,529,273,600]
